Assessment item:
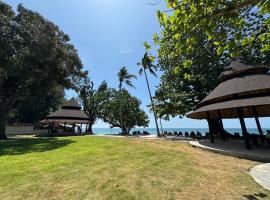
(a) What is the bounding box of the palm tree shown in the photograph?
[117,67,136,91]
[137,52,161,137]
[117,67,136,134]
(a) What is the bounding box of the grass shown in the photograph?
[0,136,269,200]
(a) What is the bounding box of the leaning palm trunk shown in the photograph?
[143,68,160,137]
[118,87,126,135]
[159,118,164,135]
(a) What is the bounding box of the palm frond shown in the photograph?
[139,68,144,76]
[148,66,157,77]
[125,80,135,88]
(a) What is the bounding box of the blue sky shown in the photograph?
[5,0,269,129]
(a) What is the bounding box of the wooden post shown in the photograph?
[47,122,51,134]
[80,123,82,134]
[252,107,263,134]
[51,122,54,135]
[218,110,226,141]
[73,123,75,134]
[63,122,66,134]
[237,108,251,149]
[206,112,214,143]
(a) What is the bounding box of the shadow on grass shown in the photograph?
[243,192,268,200]
[0,137,75,156]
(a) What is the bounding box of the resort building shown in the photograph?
[188,57,270,149]
[43,98,90,135]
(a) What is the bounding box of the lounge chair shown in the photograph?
[190,131,196,139]
[164,131,168,136]
[178,132,183,137]
[234,132,240,139]
[184,132,190,137]
[249,133,259,146]
[197,131,202,138]
[174,131,178,136]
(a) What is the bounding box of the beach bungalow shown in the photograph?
[42,98,90,135]
[188,57,270,149]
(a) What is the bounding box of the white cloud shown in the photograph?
[119,48,132,54]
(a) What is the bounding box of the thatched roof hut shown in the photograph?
[187,57,270,149]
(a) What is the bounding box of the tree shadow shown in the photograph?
[0,137,75,156]
[243,192,268,200]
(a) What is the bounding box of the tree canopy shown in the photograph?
[0,2,87,139]
[152,0,270,119]
[98,87,149,134]
[79,79,108,134]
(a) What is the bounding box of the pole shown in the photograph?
[80,123,83,134]
[206,112,214,143]
[50,122,54,135]
[252,107,263,134]
[48,122,51,135]
[237,108,251,149]
[63,122,66,134]
[218,110,226,141]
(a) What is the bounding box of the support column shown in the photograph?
[47,122,51,135]
[80,123,82,134]
[206,112,214,143]
[63,122,66,134]
[50,122,54,135]
[218,110,226,141]
[73,123,75,134]
[237,108,251,149]
[252,107,263,134]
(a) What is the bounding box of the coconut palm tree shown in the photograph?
[117,67,136,91]
[137,52,161,137]
[117,67,136,134]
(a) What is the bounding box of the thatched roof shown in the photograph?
[62,97,81,109]
[188,58,270,119]
[201,74,270,104]
[46,98,89,122]
[47,109,89,120]
[188,96,270,119]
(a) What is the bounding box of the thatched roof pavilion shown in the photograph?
[188,57,270,149]
[44,98,89,135]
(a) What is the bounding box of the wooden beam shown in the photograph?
[63,122,66,133]
[47,122,51,135]
[50,122,54,135]
[206,111,214,143]
[252,107,263,134]
[218,110,226,141]
[237,108,251,149]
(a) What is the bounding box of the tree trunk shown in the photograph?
[207,118,226,141]
[143,68,160,137]
[121,126,128,136]
[0,106,9,140]
[88,124,93,134]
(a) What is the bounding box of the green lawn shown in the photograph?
[0,136,269,200]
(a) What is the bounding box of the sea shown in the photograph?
[91,128,270,135]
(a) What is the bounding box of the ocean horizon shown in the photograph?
[91,128,270,135]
